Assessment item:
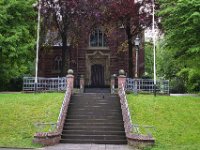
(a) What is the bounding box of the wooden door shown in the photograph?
[91,64,104,87]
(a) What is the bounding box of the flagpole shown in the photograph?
[152,0,157,96]
[35,0,41,92]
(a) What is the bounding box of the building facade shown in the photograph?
[38,27,145,87]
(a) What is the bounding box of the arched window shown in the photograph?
[89,28,107,48]
[54,56,62,71]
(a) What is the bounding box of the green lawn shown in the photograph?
[0,93,64,148]
[127,94,200,150]
[1,93,200,149]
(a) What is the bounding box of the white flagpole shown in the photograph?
[35,0,41,91]
[152,0,157,96]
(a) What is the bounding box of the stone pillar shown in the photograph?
[66,69,74,91]
[80,75,85,93]
[111,74,116,94]
[118,69,126,90]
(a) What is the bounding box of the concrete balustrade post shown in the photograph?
[111,74,116,94]
[80,75,85,93]
[118,69,126,90]
[66,69,74,92]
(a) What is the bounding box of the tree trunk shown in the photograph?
[126,21,133,78]
[61,35,68,76]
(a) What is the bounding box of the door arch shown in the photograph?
[86,51,110,86]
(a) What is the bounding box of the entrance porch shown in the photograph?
[85,50,110,87]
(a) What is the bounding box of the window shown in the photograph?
[54,56,62,71]
[89,28,107,48]
[45,30,62,46]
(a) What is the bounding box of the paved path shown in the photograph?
[0,144,136,150]
[170,93,199,97]
[0,92,21,94]
[41,144,136,150]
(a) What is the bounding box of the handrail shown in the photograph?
[122,83,133,126]
[56,83,71,131]
[33,74,74,146]
[118,83,155,137]
[118,83,133,133]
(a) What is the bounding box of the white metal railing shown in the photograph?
[34,122,57,133]
[23,77,67,91]
[126,78,169,94]
[132,124,156,136]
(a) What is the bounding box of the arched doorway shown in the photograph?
[85,51,110,87]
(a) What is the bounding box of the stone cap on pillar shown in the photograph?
[66,69,74,78]
[118,69,126,77]
[67,69,74,75]
[118,69,126,89]
[111,74,117,79]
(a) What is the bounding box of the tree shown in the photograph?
[41,0,108,76]
[107,0,153,77]
[158,0,200,92]
[0,0,36,90]
[144,42,154,77]
[40,0,81,75]
[40,0,154,78]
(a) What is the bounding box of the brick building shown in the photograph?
[38,27,144,87]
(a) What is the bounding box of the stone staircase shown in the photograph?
[60,93,127,144]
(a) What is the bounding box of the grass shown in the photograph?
[1,92,199,149]
[127,94,200,150]
[0,93,64,148]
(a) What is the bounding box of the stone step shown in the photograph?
[62,130,126,136]
[64,123,124,128]
[72,94,118,99]
[84,88,111,93]
[60,139,127,144]
[65,119,124,124]
[68,107,121,111]
[68,104,121,109]
[71,97,119,101]
[68,106,120,110]
[66,115,123,120]
[67,108,122,112]
[67,110,121,116]
[71,96,119,101]
[70,99,120,104]
[69,103,121,109]
[63,126,124,131]
[68,108,120,112]
[61,135,126,141]
[70,98,119,102]
[67,107,122,112]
